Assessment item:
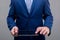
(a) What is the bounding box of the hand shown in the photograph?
[10,26,18,37]
[35,27,50,36]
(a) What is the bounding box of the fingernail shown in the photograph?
[40,32,42,34]
[35,32,37,34]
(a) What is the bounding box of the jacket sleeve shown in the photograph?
[7,0,16,30]
[43,0,53,36]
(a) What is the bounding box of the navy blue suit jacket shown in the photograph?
[7,0,53,36]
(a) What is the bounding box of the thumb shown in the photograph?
[14,27,18,33]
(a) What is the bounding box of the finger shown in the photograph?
[14,28,18,36]
[45,31,49,36]
[40,28,45,34]
[15,28,18,34]
[43,30,47,35]
[35,27,42,34]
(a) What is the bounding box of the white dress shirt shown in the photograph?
[25,0,33,13]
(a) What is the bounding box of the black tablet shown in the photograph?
[18,30,39,36]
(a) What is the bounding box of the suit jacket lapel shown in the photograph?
[30,0,36,15]
[21,0,29,15]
